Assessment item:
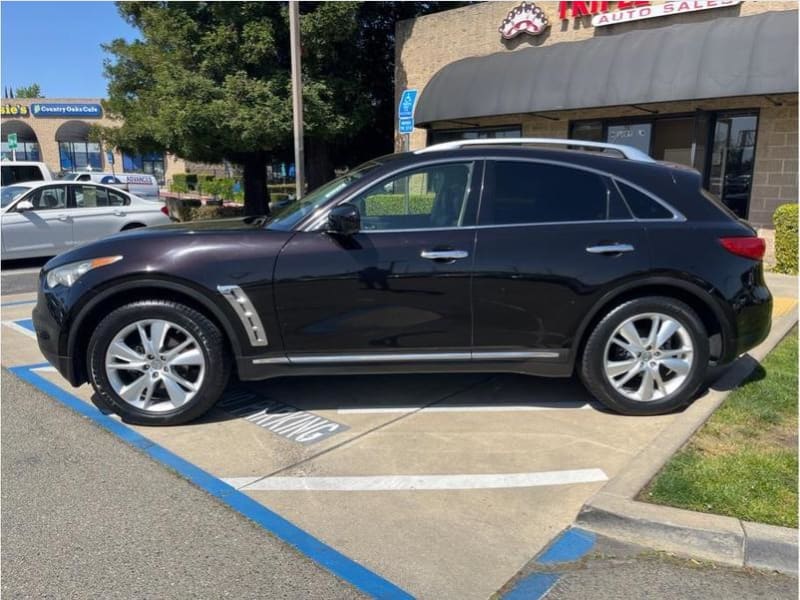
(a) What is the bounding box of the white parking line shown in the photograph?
[337,402,594,414]
[1,267,43,275]
[224,468,608,491]
[2,320,36,339]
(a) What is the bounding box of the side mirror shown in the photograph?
[327,203,360,236]
[15,200,34,212]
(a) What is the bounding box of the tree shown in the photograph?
[100,2,469,213]
[100,2,294,215]
[14,83,42,98]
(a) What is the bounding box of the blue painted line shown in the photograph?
[8,363,415,600]
[503,573,560,600]
[536,527,596,565]
[0,299,36,307]
[13,318,35,332]
[500,528,597,599]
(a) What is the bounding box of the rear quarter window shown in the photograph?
[616,181,674,220]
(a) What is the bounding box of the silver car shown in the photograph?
[1,180,171,260]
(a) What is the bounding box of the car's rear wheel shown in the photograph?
[580,297,709,415]
[88,300,229,425]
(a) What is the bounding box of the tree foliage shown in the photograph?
[14,83,42,98]
[99,1,469,213]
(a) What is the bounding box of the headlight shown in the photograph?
[46,256,123,288]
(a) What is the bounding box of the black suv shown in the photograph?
[32,139,772,425]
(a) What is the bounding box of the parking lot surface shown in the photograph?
[2,276,796,599]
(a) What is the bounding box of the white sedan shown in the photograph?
[1,180,171,260]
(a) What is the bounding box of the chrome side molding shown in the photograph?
[586,244,635,254]
[217,285,268,347]
[252,349,561,365]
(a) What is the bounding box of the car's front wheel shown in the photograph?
[88,300,230,425]
[580,296,709,415]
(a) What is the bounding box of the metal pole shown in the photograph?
[289,1,305,199]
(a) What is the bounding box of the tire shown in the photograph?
[88,300,230,425]
[580,296,709,416]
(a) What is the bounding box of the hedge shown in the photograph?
[187,205,244,221]
[774,203,798,275]
[364,193,435,216]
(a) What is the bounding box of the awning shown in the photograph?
[1,120,38,142]
[414,10,798,126]
[55,120,91,142]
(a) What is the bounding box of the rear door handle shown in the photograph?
[420,249,469,261]
[57,214,70,222]
[586,244,634,254]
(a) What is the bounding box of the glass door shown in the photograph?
[708,113,758,219]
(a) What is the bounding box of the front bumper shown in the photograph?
[31,284,80,386]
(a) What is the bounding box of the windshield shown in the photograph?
[266,160,384,231]
[1,186,29,209]
[60,173,80,181]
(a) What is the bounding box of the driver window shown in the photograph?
[353,162,473,231]
[26,186,68,211]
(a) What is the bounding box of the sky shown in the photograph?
[1,1,139,98]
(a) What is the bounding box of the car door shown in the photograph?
[273,160,482,358]
[472,159,649,356]
[1,184,73,259]
[70,184,127,246]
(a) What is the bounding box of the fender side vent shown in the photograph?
[217,285,269,347]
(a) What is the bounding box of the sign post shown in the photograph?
[7,132,17,161]
[106,150,115,176]
[398,89,418,153]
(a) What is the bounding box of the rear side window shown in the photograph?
[108,190,130,206]
[484,161,611,225]
[1,165,44,185]
[616,181,674,220]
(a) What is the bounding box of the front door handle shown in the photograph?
[586,244,634,254]
[113,210,125,217]
[57,214,70,222]
[420,249,469,261]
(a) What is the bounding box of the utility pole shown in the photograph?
[289,1,305,199]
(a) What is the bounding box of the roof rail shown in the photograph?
[415,137,656,163]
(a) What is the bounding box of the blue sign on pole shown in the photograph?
[399,118,414,134]
[398,89,418,119]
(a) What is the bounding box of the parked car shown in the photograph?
[32,138,771,425]
[1,180,170,260]
[1,161,54,186]
[62,171,160,200]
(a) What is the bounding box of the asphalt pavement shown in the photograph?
[0,368,363,599]
[1,258,46,294]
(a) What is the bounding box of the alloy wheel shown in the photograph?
[104,319,206,413]
[603,312,694,402]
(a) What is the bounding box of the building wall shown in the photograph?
[0,97,186,183]
[395,1,799,231]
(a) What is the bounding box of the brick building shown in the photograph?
[395,1,798,240]
[0,97,187,185]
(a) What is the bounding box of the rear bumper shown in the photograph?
[733,291,772,357]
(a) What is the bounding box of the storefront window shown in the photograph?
[570,110,759,219]
[59,141,102,171]
[1,141,40,161]
[122,152,166,184]
[429,126,521,145]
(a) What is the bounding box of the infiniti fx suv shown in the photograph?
[32,138,772,425]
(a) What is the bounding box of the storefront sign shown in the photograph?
[499,2,550,39]
[557,1,740,26]
[592,0,742,26]
[30,103,103,118]
[1,104,30,117]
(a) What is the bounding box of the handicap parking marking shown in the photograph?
[223,468,608,492]
[8,362,414,600]
[2,318,36,339]
[218,389,349,444]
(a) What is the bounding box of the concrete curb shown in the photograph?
[577,306,799,576]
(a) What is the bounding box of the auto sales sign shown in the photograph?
[557,1,742,27]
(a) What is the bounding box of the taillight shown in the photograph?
[719,236,765,260]
[160,205,170,216]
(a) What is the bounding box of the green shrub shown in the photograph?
[169,177,189,194]
[364,193,434,216]
[187,205,244,221]
[774,203,799,275]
